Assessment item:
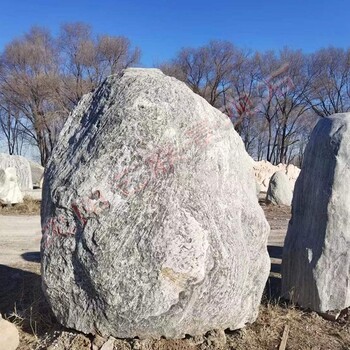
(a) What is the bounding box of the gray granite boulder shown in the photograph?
[266,171,292,206]
[0,154,32,190]
[41,68,270,339]
[282,113,350,313]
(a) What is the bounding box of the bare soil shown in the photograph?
[1,202,350,349]
[0,215,41,265]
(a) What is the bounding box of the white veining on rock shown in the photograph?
[41,68,270,339]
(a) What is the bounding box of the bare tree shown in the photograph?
[242,49,314,164]
[272,48,312,163]
[306,47,350,117]
[225,51,261,149]
[58,22,96,108]
[161,44,315,164]
[96,35,140,80]
[0,23,141,165]
[0,27,61,165]
[5,30,350,167]
[160,40,238,108]
[253,51,281,162]
[59,23,141,108]
[0,102,25,155]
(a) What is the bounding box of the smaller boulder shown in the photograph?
[0,168,24,205]
[0,153,33,190]
[253,160,300,193]
[29,161,44,189]
[266,171,292,206]
[0,315,19,350]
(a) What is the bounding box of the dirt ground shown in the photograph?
[1,202,350,349]
[0,215,41,265]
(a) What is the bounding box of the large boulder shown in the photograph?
[0,168,23,205]
[266,171,293,206]
[282,113,350,313]
[0,154,33,190]
[41,68,270,339]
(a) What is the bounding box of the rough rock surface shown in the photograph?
[0,154,33,190]
[29,160,44,188]
[255,181,261,198]
[282,113,350,313]
[266,171,293,206]
[0,315,19,350]
[41,68,270,339]
[0,168,23,205]
[253,160,300,193]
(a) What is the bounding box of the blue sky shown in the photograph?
[0,0,349,66]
